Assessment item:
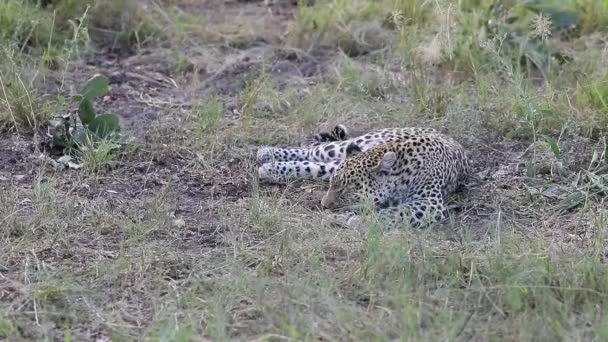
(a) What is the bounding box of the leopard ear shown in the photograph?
[345,142,361,158]
[375,152,396,176]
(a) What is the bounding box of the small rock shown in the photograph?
[172,218,186,228]
[57,155,72,164]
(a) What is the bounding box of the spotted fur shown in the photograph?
[257,125,470,227]
[311,124,349,145]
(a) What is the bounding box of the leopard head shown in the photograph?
[321,143,397,210]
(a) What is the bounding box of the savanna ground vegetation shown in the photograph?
[2,0,608,340]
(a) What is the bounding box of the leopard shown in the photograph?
[305,124,350,147]
[256,125,470,227]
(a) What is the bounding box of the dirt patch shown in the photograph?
[0,139,26,174]
[0,133,46,183]
[198,46,325,96]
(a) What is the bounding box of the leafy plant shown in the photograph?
[577,73,608,129]
[195,97,223,133]
[454,0,580,76]
[486,0,580,72]
[48,74,125,150]
[0,50,55,129]
[545,136,561,159]
[0,316,15,339]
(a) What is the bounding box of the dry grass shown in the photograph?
[1,0,608,340]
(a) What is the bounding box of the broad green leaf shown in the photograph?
[549,11,578,32]
[73,127,88,146]
[78,98,96,125]
[87,113,120,139]
[56,95,65,106]
[546,137,560,159]
[81,74,109,100]
[558,191,585,211]
[520,39,548,69]
[523,3,579,33]
[588,173,608,194]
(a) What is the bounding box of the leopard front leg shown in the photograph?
[336,197,448,230]
[381,185,449,228]
[257,160,342,182]
[380,199,447,228]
